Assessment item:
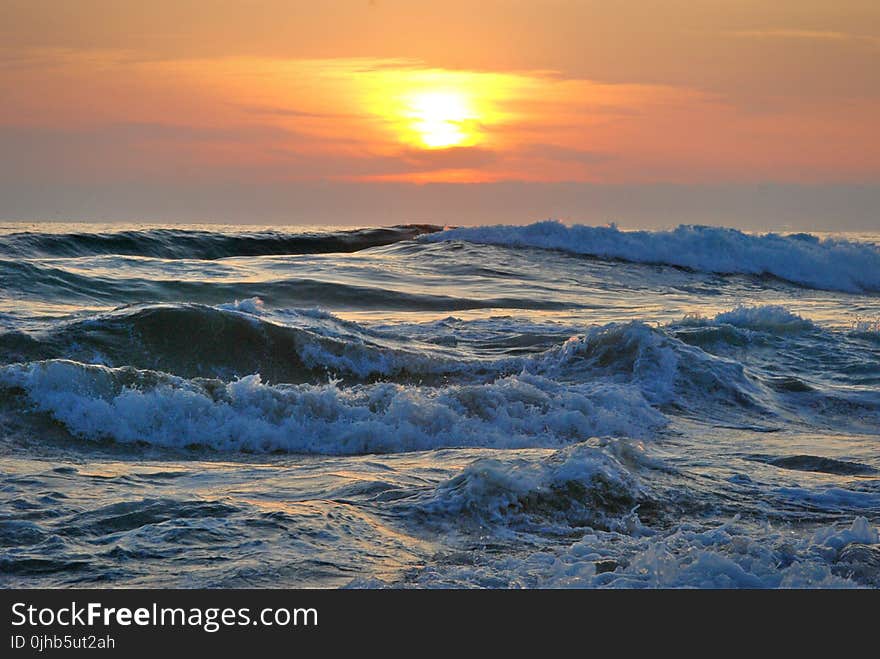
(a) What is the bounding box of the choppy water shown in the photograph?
[1,221,879,588]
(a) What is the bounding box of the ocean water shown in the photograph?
[1,220,879,588]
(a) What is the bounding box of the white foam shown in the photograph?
[851,318,880,336]
[1,360,665,454]
[427,221,880,293]
[206,305,777,416]
[689,305,814,332]
[774,486,880,510]
[217,297,265,315]
[421,440,655,529]
[398,516,877,588]
[529,321,768,411]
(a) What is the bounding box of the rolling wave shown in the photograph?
[0,224,441,259]
[4,221,880,589]
[1,302,587,382]
[426,221,880,293]
[0,361,665,454]
[0,259,570,312]
[417,440,658,531]
[0,302,782,405]
[5,303,878,453]
[0,303,459,383]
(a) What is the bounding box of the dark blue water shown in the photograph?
[1,221,878,587]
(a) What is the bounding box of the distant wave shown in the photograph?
[426,221,880,293]
[0,224,441,259]
[0,260,570,312]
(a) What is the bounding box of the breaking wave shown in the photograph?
[0,361,665,454]
[5,301,878,453]
[418,439,661,531]
[3,221,879,589]
[426,222,880,293]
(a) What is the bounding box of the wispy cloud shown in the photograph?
[731,29,880,48]
[519,144,613,166]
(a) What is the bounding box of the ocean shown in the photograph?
[1,220,878,588]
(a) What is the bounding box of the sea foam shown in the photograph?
[0,360,665,454]
[396,516,878,589]
[419,439,658,531]
[426,222,880,293]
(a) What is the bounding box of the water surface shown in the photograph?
[1,221,878,587]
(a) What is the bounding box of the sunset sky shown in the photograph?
[2,1,879,228]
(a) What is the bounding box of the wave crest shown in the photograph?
[419,440,660,531]
[0,361,665,454]
[1,225,441,260]
[426,222,880,293]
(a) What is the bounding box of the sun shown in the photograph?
[404,90,477,149]
[356,68,509,155]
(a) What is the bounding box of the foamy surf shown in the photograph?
[427,221,880,293]
[1,222,878,588]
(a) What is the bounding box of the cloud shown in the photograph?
[237,104,364,120]
[519,144,613,166]
[0,122,356,182]
[0,122,309,158]
[731,29,880,48]
[397,146,498,169]
[100,122,292,142]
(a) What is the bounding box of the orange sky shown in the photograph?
[1,1,879,226]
